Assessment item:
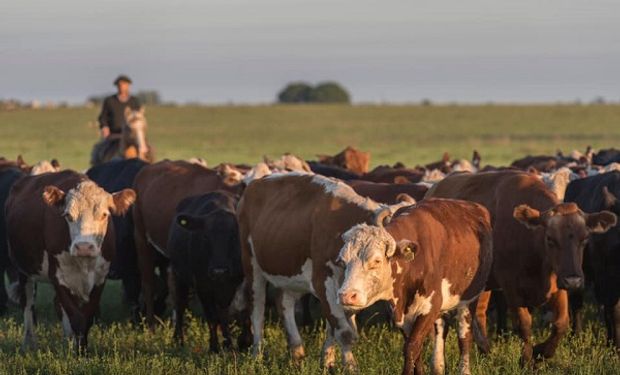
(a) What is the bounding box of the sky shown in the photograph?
[1,0,619,104]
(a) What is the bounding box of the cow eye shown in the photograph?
[335,258,345,268]
[62,212,74,222]
[101,212,109,219]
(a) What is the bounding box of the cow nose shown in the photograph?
[560,276,584,290]
[208,268,229,279]
[339,290,360,306]
[74,242,96,256]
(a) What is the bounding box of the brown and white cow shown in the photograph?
[348,180,428,205]
[317,146,371,175]
[426,170,616,364]
[337,198,493,375]
[132,160,242,325]
[6,170,135,350]
[237,173,410,370]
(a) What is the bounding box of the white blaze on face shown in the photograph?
[62,181,113,257]
[337,224,396,310]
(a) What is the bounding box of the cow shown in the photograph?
[237,173,410,370]
[362,165,424,184]
[132,160,242,326]
[337,198,493,375]
[169,191,251,352]
[564,171,620,351]
[0,158,61,314]
[6,170,135,350]
[510,154,562,172]
[426,170,617,364]
[317,146,370,175]
[86,158,149,319]
[348,180,428,205]
[593,148,620,167]
[307,161,361,180]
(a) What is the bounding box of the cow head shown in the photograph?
[43,181,136,257]
[336,223,400,311]
[123,106,148,159]
[513,202,616,290]
[176,209,242,281]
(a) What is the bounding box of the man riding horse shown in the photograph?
[91,75,153,166]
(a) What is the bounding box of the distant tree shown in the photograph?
[135,90,161,105]
[307,82,350,104]
[277,82,313,103]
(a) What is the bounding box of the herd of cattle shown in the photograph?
[1,142,620,375]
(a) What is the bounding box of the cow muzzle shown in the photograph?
[71,241,99,257]
[207,267,230,280]
[338,289,366,310]
[558,275,584,290]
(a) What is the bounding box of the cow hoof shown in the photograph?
[290,345,306,363]
[532,343,550,361]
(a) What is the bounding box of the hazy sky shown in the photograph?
[2,0,619,103]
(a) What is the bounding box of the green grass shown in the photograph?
[1,104,620,171]
[1,104,619,374]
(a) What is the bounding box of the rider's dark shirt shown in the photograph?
[98,95,141,134]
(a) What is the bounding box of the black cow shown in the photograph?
[307,161,360,180]
[0,165,25,313]
[593,148,620,166]
[86,158,150,318]
[168,190,249,352]
[565,171,620,350]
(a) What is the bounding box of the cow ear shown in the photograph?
[124,106,133,119]
[396,240,418,262]
[177,214,204,231]
[42,186,66,208]
[602,186,617,209]
[51,159,61,170]
[110,189,136,216]
[513,205,543,229]
[586,211,617,234]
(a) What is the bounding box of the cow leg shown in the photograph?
[533,289,569,360]
[318,266,358,372]
[456,307,473,375]
[216,305,233,350]
[431,317,448,375]
[493,291,508,336]
[321,321,338,369]
[403,308,441,375]
[20,276,37,350]
[613,299,620,352]
[173,279,190,344]
[249,267,267,357]
[512,306,533,366]
[603,299,620,351]
[569,289,584,335]
[277,290,305,362]
[56,283,105,353]
[473,291,491,354]
[134,224,156,327]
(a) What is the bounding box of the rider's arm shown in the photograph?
[98,97,112,138]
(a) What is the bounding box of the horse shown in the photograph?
[90,107,154,166]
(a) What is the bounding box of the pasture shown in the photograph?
[0,104,619,374]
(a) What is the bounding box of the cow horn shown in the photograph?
[373,208,392,227]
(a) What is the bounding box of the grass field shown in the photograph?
[2,104,620,171]
[0,104,619,374]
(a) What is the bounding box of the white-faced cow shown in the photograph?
[237,173,411,370]
[6,170,135,351]
[426,170,616,365]
[337,198,493,375]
